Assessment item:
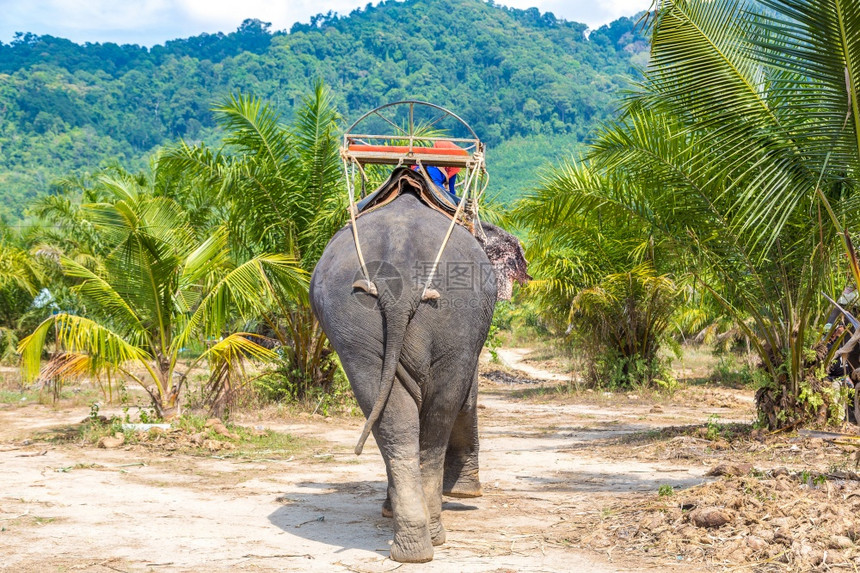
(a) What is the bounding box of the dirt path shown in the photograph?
[495,347,571,383]
[0,355,757,572]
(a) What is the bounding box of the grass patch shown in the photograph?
[0,388,42,405]
[509,382,577,400]
[244,397,364,420]
[0,385,103,408]
[33,413,320,460]
[700,353,765,389]
[1,515,64,531]
[616,421,755,446]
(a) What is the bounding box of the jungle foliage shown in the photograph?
[518,0,860,427]
[160,83,348,403]
[14,0,860,434]
[0,0,647,219]
[515,163,680,389]
[16,166,309,418]
[12,86,346,417]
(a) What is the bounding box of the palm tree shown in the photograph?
[532,0,860,426]
[160,82,347,401]
[515,161,679,387]
[18,168,308,417]
[0,237,43,363]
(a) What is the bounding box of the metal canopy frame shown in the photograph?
[341,100,486,171]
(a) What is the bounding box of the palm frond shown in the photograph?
[636,0,824,250]
[215,93,292,170]
[293,81,347,267]
[38,352,93,382]
[60,256,148,343]
[200,332,278,365]
[179,225,230,287]
[18,314,150,383]
[0,245,43,296]
[174,254,308,351]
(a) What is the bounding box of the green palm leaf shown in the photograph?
[19,314,150,383]
[60,256,148,344]
[216,94,292,168]
[174,253,308,352]
[199,332,278,364]
[0,245,42,296]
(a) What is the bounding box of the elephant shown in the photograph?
[309,181,528,563]
[821,288,860,424]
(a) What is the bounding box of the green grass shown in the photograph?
[0,389,41,405]
[37,413,320,460]
[2,515,63,531]
[0,384,102,408]
[616,421,755,447]
[509,382,577,400]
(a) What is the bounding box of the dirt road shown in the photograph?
[0,351,757,572]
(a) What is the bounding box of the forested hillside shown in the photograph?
[0,0,647,218]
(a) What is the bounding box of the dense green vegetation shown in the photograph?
[160,83,348,405]
[12,0,859,432]
[0,0,647,219]
[515,163,680,389]
[518,0,860,427]
[13,86,344,416]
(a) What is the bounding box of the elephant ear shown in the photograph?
[476,222,531,301]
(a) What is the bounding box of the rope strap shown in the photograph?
[420,166,476,299]
[342,155,375,293]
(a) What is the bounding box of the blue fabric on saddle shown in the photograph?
[356,166,459,218]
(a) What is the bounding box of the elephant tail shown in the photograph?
[354,294,415,455]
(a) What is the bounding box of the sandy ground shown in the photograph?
[0,349,759,573]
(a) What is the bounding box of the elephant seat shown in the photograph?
[356,167,470,227]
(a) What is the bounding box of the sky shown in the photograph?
[0,0,650,47]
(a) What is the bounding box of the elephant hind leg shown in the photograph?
[443,369,482,498]
[419,385,470,547]
[382,496,393,518]
[443,426,483,498]
[443,454,482,498]
[443,409,482,498]
[419,443,448,546]
[386,458,434,562]
[382,464,392,517]
[375,383,434,563]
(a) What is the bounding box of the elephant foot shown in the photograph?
[390,526,434,563]
[429,520,446,546]
[382,496,393,518]
[443,473,483,498]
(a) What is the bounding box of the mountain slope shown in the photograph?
[0,0,647,218]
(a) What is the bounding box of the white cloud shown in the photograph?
[44,0,173,29]
[0,0,650,46]
[176,0,290,28]
[0,0,188,44]
[497,0,649,28]
[176,0,369,28]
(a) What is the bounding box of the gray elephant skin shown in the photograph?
[310,191,525,563]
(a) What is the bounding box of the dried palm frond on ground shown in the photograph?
[556,469,860,572]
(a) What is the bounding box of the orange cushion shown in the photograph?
[348,144,469,156]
